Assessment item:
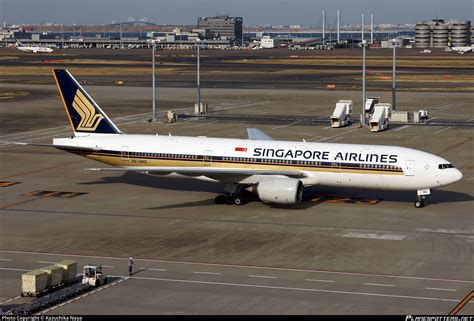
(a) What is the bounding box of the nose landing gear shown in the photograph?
[414,196,425,208]
[414,189,430,208]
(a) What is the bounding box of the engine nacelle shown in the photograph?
[256,178,303,204]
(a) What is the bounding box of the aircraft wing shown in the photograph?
[86,166,306,178]
[247,128,273,141]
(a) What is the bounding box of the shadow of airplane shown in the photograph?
[80,172,473,209]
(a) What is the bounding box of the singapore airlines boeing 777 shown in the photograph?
[23,69,462,208]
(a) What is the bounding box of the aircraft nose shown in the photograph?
[453,169,463,183]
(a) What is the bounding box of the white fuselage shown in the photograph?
[54,134,462,191]
[17,46,53,53]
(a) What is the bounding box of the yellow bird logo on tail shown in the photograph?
[72,90,104,131]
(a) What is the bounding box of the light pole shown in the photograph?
[391,38,397,111]
[361,39,367,126]
[196,39,201,110]
[152,42,157,121]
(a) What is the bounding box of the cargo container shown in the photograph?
[56,260,78,284]
[22,270,48,296]
[40,265,63,288]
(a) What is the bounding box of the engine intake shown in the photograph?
[257,178,303,204]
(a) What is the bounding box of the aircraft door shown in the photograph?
[202,150,213,166]
[405,160,415,176]
[121,146,130,161]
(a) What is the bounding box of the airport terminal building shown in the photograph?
[198,15,243,45]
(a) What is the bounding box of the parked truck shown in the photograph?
[369,103,391,132]
[330,100,353,128]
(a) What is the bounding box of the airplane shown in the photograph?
[15,40,54,53]
[19,69,463,208]
[445,39,472,54]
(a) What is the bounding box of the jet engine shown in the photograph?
[256,178,303,204]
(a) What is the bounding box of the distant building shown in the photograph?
[260,36,279,48]
[197,15,243,44]
[415,19,471,48]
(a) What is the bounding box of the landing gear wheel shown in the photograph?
[214,194,227,204]
[414,200,424,208]
[233,196,244,206]
[414,197,425,208]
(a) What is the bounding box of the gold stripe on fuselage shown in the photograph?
[69,150,405,176]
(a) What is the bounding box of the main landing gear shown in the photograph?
[414,189,430,208]
[214,193,245,206]
[214,183,247,206]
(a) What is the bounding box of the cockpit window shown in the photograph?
[438,164,454,169]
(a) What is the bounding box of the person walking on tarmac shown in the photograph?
[128,257,134,275]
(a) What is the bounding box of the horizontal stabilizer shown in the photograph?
[12,142,100,151]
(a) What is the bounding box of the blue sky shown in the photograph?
[1,0,472,25]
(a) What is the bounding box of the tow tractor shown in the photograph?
[82,265,107,287]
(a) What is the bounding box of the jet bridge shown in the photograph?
[330,100,353,128]
[369,103,391,132]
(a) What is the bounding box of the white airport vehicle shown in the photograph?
[82,265,107,287]
[15,40,53,53]
[419,109,430,120]
[330,100,352,128]
[364,97,379,118]
[420,49,431,54]
[445,39,473,54]
[19,69,462,208]
[369,103,392,132]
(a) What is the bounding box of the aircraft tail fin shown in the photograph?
[52,69,122,135]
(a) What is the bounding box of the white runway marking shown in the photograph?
[0,267,30,272]
[434,127,451,134]
[0,296,21,305]
[425,287,456,292]
[323,126,332,129]
[317,128,358,142]
[324,137,345,143]
[305,279,335,283]
[342,232,407,241]
[248,275,277,279]
[415,228,470,235]
[148,268,167,272]
[130,275,465,303]
[36,260,56,264]
[364,283,395,287]
[394,125,410,132]
[272,121,300,130]
[0,258,12,261]
[102,265,114,268]
[194,271,222,276]
[2,250,473,284]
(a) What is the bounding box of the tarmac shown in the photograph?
[0,49,473,315]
